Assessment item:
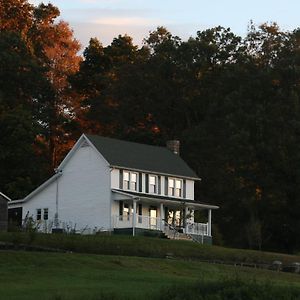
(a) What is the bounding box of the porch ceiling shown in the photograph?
[111,189,219,210]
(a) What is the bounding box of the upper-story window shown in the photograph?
[149,175,157,194]
[168,178,182,197]
[131,173,137,190]
[123,171,138,191]
[123,171,130,190]
[175,180,182,197]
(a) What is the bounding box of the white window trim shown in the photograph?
[148,175,158,194]
[123,171,138,191]
[168,178,183,198]
[36,208,49,221]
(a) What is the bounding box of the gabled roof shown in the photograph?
[0,192,11,201]
[85,134,200,180]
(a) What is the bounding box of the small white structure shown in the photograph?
[9,134,218,242]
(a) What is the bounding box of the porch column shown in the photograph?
[160,203,164,230]
[185,206,189,233]
[208,209,212,236]
[132,199,137,237]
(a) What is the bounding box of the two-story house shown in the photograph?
[8,134,218,243]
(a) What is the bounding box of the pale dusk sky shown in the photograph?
[29,0,300,50]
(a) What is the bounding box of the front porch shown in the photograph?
[112,190,218,243]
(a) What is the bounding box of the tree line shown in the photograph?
[1,0,300,253]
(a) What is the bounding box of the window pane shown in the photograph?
[131,173,137,182]
[169,179,174,188]
[175,180,181,188]
[43,208,48,220]
[150,185,156,193]
[123,172,129,181]
[175,188,181,197]
[149,176,156,185]
[37,209,41,220]
[123,180,129,189]
[130,182,137,191]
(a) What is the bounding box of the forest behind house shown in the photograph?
[1,0,300,253]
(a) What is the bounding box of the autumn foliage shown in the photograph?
[1,1,300,253]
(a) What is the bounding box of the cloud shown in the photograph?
[92,17,162,27]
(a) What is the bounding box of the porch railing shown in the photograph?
[185,222,209,236]
[113,214,161,231]
[113,215,209,236]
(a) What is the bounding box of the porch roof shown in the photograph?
[112,189,219,210]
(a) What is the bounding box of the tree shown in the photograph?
[0,31,49,198]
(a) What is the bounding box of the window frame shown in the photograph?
[130,172,138,191]
[168,178,183,198]
[148,175,158,194]
[36,209,42,221]
[43,208,49,220]
[123,171,130,190]
[123,171,138,191]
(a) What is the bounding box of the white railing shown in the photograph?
[185,222,209,236]
[113,215,209,236]
[113,215,161,231]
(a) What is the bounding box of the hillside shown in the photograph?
[0,232,299,265]
[1,250,300,300]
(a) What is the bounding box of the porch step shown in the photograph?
[164,231,193,241]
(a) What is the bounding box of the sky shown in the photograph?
[29,0,300,50]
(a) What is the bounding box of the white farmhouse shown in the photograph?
[9,134,218,243]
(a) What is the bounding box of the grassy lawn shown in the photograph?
[0,250,300,300]
[1,232,300,265]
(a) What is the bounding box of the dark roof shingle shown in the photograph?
[85,135,199,179]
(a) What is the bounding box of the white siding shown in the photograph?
[142,173,146,193]
[186,180,194,200]
[111,169,119,189]
[22,141,112,232]
[161,176,165,196]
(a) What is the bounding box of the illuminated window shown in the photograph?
[123,171,130,190]
[130,173,137,191]
[175,180,182,197]
[168,179,175,196]
[149,175,157,193]
[168,178,182,197]
[123,171,138,191]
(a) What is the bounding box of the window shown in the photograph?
[119,201,124,216]
[175,180,182,197]
[130,173,137,191]
[123,171,130,190]
[149,175,157,193]
[124,203,130,220]
[43,208,49,220]
[36,209,41,220]
[123,171,138,191]
[138,204,142,223]
[168,178,182,197]
[168,179,175,196]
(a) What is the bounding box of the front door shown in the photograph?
[149,207,157,229]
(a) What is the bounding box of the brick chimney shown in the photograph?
[166,140,180,155]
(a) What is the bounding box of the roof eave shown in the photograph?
[109,165,201,181]
[0,192,11,202]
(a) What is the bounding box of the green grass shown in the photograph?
[1,250,300,300]
[1,232,300,265]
